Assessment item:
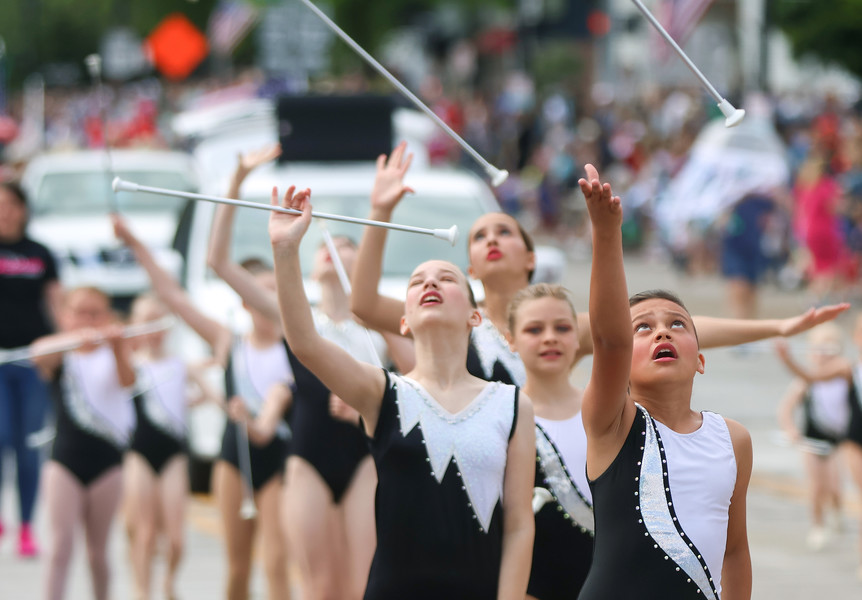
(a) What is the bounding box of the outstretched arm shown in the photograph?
[696,304,851,348]
[207,144,283,323]
[30,324,133,385]
[579,164,636,479]
[270,186,386,433]
[113,215,232,366]
[350,142,413,336]
[29,328,100,380]
[573,304,850,362]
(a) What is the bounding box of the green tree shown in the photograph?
[0,0,508,88]
[0,0,216,86]
[773,0,862,79]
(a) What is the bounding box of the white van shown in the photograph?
[21,149,198,307]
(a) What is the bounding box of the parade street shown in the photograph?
[2,251,861,598]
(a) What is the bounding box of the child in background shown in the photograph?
[30,287,136,600]
[113,216,293,600]
[776,323,851,550]
[849,314,862,578]
[123,293,222,600]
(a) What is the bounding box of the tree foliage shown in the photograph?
[0,0,509,88]
[773,0,862,79]
[0,0,218,86]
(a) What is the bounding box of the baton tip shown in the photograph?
[446,225,459,246]
[432,225,459,246]
[724,108,746,128]
[489,168,509,187]
[717,99,745,128]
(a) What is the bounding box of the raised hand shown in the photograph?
[777,303,851,338]
[370,141,414,217]
[268,185,312,250]
[111,214,138,247]
[578,163,621,231]
[235,143,282,181]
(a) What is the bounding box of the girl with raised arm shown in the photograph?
[350,144,850,388]
[113,216,292,600]
[353,145,843,600]
[578,164,752,599]
[30,287,135,600]
[208,145,413,599]
[269,185,535,599]
[121,291,222,600]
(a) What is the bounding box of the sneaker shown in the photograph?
[806,526,828,551]
[18,523,39,558]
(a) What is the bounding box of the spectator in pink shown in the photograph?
[794,149,855,302]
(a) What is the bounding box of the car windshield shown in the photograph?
[32,170,196,216]
[226,193,487,276]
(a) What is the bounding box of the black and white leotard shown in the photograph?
[50,346,135,486]
[529,412,594,599]
[467,313,598,598]
[579,405,737,600]
[218,337,292,490]
[287,309,386,503]
[466,312,525,386]
[802,377,852,449]
[364,372,519,600]
[129,357,188,474]
[847,365,862,448]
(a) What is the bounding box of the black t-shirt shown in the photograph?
[0,237,59,348]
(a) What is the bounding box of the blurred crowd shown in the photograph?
[2,61,862,312]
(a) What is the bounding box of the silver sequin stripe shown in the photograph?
[534,423,594,534]
[637,407,719,600]
[141,392,186,442]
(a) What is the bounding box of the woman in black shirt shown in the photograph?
[0,181,62,557]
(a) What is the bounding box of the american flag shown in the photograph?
[208,0,259,56]
[654,0,716,61]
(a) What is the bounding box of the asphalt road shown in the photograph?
[2,252,861,598]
